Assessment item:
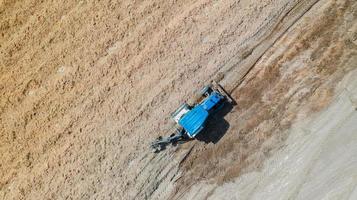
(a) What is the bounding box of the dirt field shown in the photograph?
[1,0,356,199]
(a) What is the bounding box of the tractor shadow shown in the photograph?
[195,102,233,144]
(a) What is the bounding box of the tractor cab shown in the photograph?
[150,81,233,153]
[171,87,225,138]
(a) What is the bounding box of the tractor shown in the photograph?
[150,81,233,153]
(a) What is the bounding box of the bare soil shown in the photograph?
[1,0,356,199]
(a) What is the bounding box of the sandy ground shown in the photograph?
[0,0,356,199]
[204,68,357,200]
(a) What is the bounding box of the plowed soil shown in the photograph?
[1,0,356,199]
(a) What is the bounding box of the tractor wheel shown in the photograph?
[213,81,234,104]
[200,84,213,97]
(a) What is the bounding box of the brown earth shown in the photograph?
[1,0,356,199]
[177,0,356,189]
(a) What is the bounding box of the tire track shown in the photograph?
[219,0,321,93]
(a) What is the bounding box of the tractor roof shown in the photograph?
[178,105,208,138]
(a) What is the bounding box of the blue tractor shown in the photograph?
[150,81,233,153]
